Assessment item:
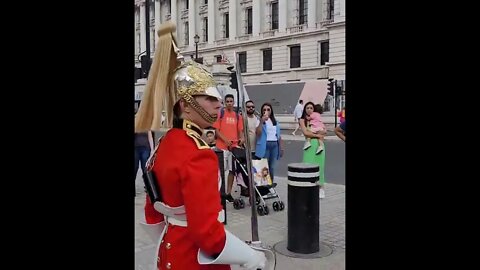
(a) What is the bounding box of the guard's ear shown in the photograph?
[179,99,192,114]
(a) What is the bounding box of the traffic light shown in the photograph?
[327,78,335,96]
[336,85,343,96]
[140,55,152,78]
[228,67,238,90]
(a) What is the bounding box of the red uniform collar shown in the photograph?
[173,119,203,137]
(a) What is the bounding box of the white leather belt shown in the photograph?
[165,216,188,227]
[144,203,226,270]
[165,209,225,227]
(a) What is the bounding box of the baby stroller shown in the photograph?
[230,147,285,216]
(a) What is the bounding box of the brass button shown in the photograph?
[166,242,171,249]
[166,262,172,269]
[186,124,191,128]
[157,257,160,262]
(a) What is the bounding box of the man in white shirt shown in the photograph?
[292,99,304,136]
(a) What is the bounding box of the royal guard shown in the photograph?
[135,22,270,270]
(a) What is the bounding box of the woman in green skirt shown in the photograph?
[299,102,327,198]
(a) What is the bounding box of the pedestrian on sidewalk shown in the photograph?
[205,129,217,147]
[245,100,260,155]
[337,107,345,124]
[212,94,245,202]
[255,103,284,183]
[292,99,304,136]
[335,120,346,142]
[303,104,326,155]
[300,102,327,198]
[134,112,154,195]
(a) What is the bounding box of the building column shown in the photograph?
[171,0,178,37]
[229,0,237,41]
[155,0,161,31]
[188,0,196,47]
[264,1,271,31]
[140,2,146,53]
[308,0,317,28]
[135,7,140,55]
[149,1,155,53]
[208,0,215,43]
[252,0,260,36]
[170,0,177,22]
[278,0,287,32]
[340,0,346,18]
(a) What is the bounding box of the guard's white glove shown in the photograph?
[197,230,273,269]
[241,249,266,270]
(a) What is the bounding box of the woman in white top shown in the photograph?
[255,103,284,183]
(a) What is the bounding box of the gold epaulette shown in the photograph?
[183,120,210,150]
[186,131,210,150]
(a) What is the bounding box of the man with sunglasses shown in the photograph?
[245,100,260,155]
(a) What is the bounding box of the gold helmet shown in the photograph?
[135,22,221,132]
[173,61,222,124]
[174,61,222,101]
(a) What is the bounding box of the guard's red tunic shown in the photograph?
[145,120,230,270]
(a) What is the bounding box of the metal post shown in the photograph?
[145,0,150,61]
[333,80,337,128]
[194,34,200,63]
[195,42,198,60]
[234,52,259,242]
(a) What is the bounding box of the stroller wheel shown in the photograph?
[238,198,245,208]
[257,205,264,216]
[255,195,260,205]
[272,201,279,211]
[264,205,269,215]
[233,200,240,209]
[279,201,285,211]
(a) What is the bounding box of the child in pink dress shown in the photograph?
[304,104,325,155]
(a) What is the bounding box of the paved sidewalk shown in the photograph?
[135,175,345,270]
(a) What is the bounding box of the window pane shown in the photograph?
[225,13,229,38]
[299,0,308,25]
[184,22,189,45]
[247,8,252,34]
[263,49,272,71]
[320,41,329,65]
[290,45,301,68]
[239,52,247,73]
[272,2,278,30]
[204,18,208,42]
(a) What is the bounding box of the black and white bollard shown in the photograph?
[273,163,333,258]
[287,163,320,254]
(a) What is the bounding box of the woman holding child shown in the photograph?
[300,102,327,198]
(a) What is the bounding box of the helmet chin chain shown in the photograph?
[184,95,217,124]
